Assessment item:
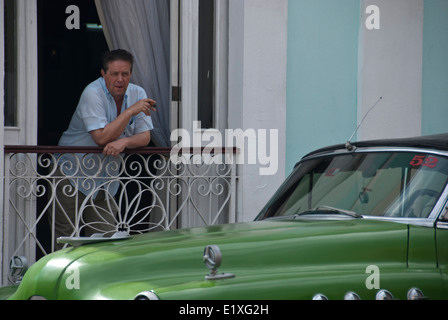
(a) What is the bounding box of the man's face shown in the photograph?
[101,60,132,100]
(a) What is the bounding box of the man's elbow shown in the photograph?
[90,132,108,147]
[89,129,112,147]
[140,131,151,147]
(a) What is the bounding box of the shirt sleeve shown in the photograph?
[78,86,109,132]
[135,116,154,133]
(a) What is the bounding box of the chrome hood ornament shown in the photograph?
[203,245,235,281]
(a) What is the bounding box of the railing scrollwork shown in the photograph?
[1,146,238,286]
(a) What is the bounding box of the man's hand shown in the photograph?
[102,139,128,157]
[102,131,151,157]
[128,98,156,117]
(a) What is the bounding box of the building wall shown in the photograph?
[358,0,423,141]
[422,0,448,135]
[285,0,360,172]
[286,0,448,173]
[228,0,288,221]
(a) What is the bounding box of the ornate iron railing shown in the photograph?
[1,146,238,286]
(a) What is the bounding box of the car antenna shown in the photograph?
[345,96,383,151]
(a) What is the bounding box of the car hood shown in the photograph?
[10,217,409,300]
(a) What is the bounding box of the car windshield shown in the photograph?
[258,151,448,219]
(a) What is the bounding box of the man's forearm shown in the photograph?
[90,109,134,146]
[120,131,151,149]
[90,99,155,146]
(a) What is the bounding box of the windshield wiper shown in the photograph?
[295,206,362,219]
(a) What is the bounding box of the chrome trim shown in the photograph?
[303,146,448,161]
[9,256,28,283]
[344,292,361,300]
[407,288,426,300]
[362,216,436,228]
[205,272,235,281]
[376,289,394,300]
[428,184,448,221]
[436,221,448,230]
[312,294,328,300]
[292,214,360,221]
[134,290,160,300]
[57,231,131,247]
[28,295,47,300]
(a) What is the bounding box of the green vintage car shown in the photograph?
[4,134,448,300]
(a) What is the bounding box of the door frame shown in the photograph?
[170,0,228,137]
[1,0,38,286]
[3,0,38,146]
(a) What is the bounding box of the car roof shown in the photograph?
[304,133,448,159]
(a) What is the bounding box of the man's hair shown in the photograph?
[101,49,134,73]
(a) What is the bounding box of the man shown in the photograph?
[53,49,156,246]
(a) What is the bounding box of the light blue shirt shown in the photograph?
[58,77,154,197]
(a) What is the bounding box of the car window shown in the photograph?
[260,152,448,219]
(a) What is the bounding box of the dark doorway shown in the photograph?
[198,0,214,129]
[36,0,109,257]
[37,0,109,146]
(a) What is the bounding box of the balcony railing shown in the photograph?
[1,145,238,286]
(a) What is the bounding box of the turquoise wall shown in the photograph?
[285,0,360,172]
[422,0,448,135]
